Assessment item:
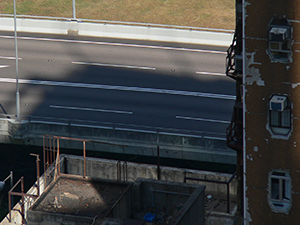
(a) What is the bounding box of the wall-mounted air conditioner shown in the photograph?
[270,95,287,111]
[270,27,288,42]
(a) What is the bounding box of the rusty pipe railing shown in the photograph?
[8,177,38,224]
[184,171,237,214]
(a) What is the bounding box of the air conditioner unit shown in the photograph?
[270,27,288,42]
[270,95,287,111]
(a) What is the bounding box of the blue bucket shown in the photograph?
[144,213,155,222]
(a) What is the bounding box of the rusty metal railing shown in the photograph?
[8,177,38,224]
[184,171,237,214]
[43,135,128,185]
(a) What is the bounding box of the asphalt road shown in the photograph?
[0,32,235,137]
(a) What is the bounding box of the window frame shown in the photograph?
[269,107,291,128]
[268,95,292,137]
[267,18,293,63]
[268,170,292,213]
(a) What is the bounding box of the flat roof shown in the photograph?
[31,175,131,218]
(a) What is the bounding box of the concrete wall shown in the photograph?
[173,187,206,225]
[63,155,237,198]
[0,17,233,46]
[0,119,236,165]
[133,178,205,225]
[27,210,93,225]
[106,184,133,219]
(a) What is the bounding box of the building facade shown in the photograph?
[226,0,300,224]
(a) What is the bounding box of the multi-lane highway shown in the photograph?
[0,32,235,137]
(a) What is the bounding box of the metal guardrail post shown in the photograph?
[83,141,86,177]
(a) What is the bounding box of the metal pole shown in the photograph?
[8,193,11,222]
[242,0,247,222]
[72,0,76,19]
[10,171,13,211]
[157,130,160,180]
[57,139,60,176]
[30,154,40,196]
[83,141,86,177]
[227,183,230,213]
[13,0,20,122]
[21,177,25,224]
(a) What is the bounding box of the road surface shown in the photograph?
[0,32,235,138]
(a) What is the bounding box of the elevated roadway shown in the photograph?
[0,32,236,164]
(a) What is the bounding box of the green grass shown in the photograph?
[0,0,235,30]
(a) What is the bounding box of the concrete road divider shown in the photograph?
[0,17,233,46]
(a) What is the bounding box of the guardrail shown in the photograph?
[0,115,236,164]
[0,15,234,46]
[0,14,235,33]
[184,171,237,213]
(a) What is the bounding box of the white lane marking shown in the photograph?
[176,116,230,124]
[0,65,10,68]
[0,56,22,60]
[71,61,156,70]
[0,78,235,100]
[0,35,226,54]
[49,105,133,115]
[196,71,226,76]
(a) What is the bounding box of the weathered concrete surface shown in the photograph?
[0,17,234,46]
[1,154,237,225]
[0,119,236,165]
[63,155,237,198]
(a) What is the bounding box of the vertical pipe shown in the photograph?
[124,162,127,181]
[117,161,120,181]
[43,136,45,171]
[83,141,86,177]
[10,171,13,210]
[13,0,20,122]
[50,140,52,166]
[227,183,230,213]
[47,138,50,185]
[72,0,76,19]
[37,155,40,196]
[157,130,160,180]
[8,192,11,222]
[57,138,60,176]
[53,136,56,166]
[157,145,160,180]
[21,177,25,224]
[242,0,247,222]
[43,136,46,187]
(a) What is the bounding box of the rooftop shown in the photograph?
[31,175,131,218]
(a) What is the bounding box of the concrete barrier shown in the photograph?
[0,17,234,46]
[0,119,236,165]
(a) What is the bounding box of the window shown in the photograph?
[268,18,292,63]
[268,171,292,213]
[268,95,291,136]
[270,108,291,128]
